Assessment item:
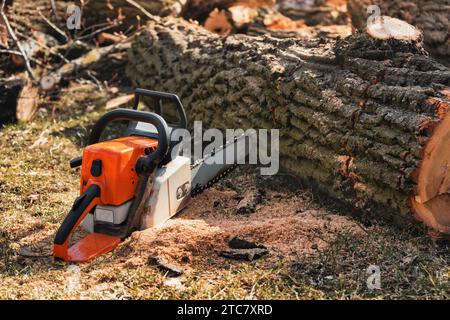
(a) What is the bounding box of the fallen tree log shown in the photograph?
[347,0,450,66]
[40,40,131,91]
[127,17,450,236]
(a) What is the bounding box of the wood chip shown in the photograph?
[16,78,39,122]
[147,256,184,277]
[105,94,134,110]
[0,21,7,46]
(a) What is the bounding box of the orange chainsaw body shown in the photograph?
[80,136,158,206]
[54,136,158,262]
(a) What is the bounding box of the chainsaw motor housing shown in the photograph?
[79,136,158,233]
[80,136,159,206]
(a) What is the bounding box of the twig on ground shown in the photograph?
[125,0,160,22]
[86,70,104,92]
[0,48,20,55]
[0,49,44,65]
[37,9,68,43]
[16,31,70,64]
[0,0,36,81]
[79,21,116,35]
[76,22,119,42]
[50,0,59,20]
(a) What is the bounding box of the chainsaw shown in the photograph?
[53,88,249,262]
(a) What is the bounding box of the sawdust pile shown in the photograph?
[119,168,363,270]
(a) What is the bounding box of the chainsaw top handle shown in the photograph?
[133,88,187,129]
[88,108,170,173]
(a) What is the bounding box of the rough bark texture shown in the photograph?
[347,0,450,66]
[127,17,450,234]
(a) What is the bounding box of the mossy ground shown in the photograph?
[0,84,448,299]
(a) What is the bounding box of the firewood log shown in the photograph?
[347,0,450,66]
[127,17,450,236]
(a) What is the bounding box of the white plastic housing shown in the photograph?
[141,156,191,229]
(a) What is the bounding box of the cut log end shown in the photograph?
[40,75,57,92]
[367,16,422,42]
[412,112,450,235]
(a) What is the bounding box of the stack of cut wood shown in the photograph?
[127,16,450,236]
[0,0,135,122]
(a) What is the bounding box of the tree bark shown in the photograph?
[127,17,450,236]
[347,0,450,66]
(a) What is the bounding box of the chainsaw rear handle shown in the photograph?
[133,88,187,129]
[88,108,170,172]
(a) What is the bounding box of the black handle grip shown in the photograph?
[54,184,100,245]
[133,88,187,129]
[70,156,82,168]
[88,108,170,168]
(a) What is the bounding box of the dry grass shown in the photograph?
[0,84,448,299]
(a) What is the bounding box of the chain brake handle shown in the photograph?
[133,88,187,130]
